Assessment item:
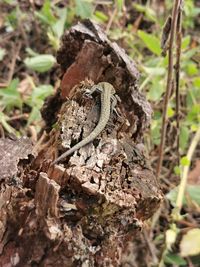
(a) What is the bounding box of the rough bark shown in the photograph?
[0,20,162,267]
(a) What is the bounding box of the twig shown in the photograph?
[143,229,158,265]
[175,126,200,212]
[0,32,17,44]
[132,14,143,33]
[178,219,198,228]
[7,42,22,85]
[106,7,117,33]
[28,125,38,143]
[175,2,183,167]
[7,113,29,121]
[156,0,182,179]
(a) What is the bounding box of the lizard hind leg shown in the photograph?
[111,95,121,118]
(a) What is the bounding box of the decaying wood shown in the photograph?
[0,20,162,267]
[0,136,33,181]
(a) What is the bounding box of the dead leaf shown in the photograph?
[180,228,200,257]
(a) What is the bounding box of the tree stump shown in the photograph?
[0,20,163,267]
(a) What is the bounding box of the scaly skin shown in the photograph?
[52,82,116,165]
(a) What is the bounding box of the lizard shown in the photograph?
[52,82,117,165]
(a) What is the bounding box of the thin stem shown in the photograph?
[7,42,21,84]
[156,0,182,179]
[106,7,117,33]
[176,126,200,212]
[175,3,182,166]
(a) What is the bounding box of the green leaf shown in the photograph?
[193,77,200,88]
[191,124,198,132]
[151,119,161,145]
[75,0,93,19]
[180,229,200,257]
[0,111,16,134]
[166,226,178,250]
[133,3,157,22]
[26,85,54,108]
[116,0,123,12]
[6,7,19,29]
[183,47,199,61]
[167,185,200,207]
[35,0,56,25]
[167,107,175,118]
[186,63,198,76]
[133,3,146,12]
[27,107,41,126]
[174,166,181,175]
[153,111,162,120]
[180,126,190,151]
[138,30,161,55]
[47,31,59,50]
[32,85,54,100]
[48,7,67,50]
[187,185,200,205]
[94,11,108,22]
[0,79,22,110]
[26,85,53,125]
[25,48,39,57]
[186,105,200,124]
[52,8,67,38]
[181,35,191,50]
[24,55,56,73]
[0,48,6,61]
[180,156,190,166]
[147,80,164,101]
[32,85,53,104]
[164,253,187,266]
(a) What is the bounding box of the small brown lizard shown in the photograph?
[52,82,117,165]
